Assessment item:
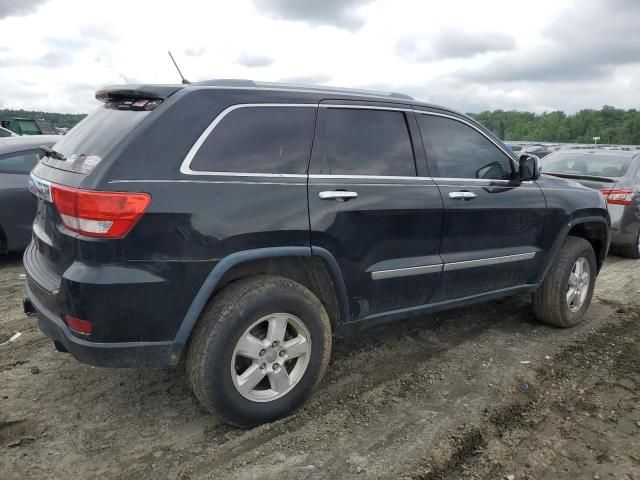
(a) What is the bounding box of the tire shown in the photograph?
[615,229,640,259]
[533,236,597,328]
[186,275,332,428]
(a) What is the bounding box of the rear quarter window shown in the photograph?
[190,106,317,174]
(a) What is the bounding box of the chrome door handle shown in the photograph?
[448,191,477,200]
[319,190,358,201]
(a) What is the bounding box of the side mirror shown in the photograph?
[519,154,541,181]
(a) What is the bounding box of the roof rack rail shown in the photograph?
[190,79,414,100]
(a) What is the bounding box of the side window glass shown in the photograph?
[417,115,513,180]
[0,150,40,174]
[316,108,416,176]
[191,106,316,174]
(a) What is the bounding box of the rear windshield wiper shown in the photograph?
[39,145,66,161]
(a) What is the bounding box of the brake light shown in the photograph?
[65,314,92,335]
[599,189,635,206]
[51,185,151,238]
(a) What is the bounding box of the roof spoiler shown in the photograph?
[95,84,185,103]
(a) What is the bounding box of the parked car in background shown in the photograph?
[0,135,58,254]
[1,117,58,136]
[24,81,609,428]
[542,149,640,258]
[521,143,553,158]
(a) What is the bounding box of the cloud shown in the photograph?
[0,0,48,19]
[183,46,206,57]
[396,29,516,62]
[257,0,375,30]
[34,50,74,68]
[459,0,640,83]
[278,74,331,85]
[236,53,274,68]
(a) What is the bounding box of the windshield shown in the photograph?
[42,106,151,174]
[543,152,632,178]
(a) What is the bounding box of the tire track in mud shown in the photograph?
[182,300,613,479]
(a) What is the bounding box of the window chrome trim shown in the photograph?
[443,252,536,272]
[371,264,443,280]
[309,174,429,181]
[179,102,517,179]
[414,110,518,169]
[180,103,317,177]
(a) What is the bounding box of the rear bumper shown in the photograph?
[25,280,173,367]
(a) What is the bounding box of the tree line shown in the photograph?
[469,105,640,145]
[0,109,87,130]
[3,105,640,145]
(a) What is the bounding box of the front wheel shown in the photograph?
[533,236,597,328]
[186,275,332,428]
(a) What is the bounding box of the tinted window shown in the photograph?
[543,152,632,178]
[0,149,40,174]
[315,108,415,176]
[43,106,150,173]
[417,115,512,179]
[191,107,316,174]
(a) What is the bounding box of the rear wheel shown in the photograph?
[186,275,332,428]
[533,236,597,328]
[616,229,640,259]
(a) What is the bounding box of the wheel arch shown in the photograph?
[169,246,350,364]
[537,214,610,284]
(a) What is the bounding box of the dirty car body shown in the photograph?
[22,81,610,426]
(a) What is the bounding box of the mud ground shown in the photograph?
[0,252,638,479]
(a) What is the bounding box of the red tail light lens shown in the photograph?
[599,189,635,206]
[65,314,92,335]
[51,185,151,238]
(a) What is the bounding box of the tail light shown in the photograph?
[599,189,635,206]
[51,185,151,238]
[65,314,92,335]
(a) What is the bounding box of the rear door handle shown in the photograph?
[319,190,358,201]
[448,191,477,200]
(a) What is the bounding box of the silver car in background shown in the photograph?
[542,149,640,258]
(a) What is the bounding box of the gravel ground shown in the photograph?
[0,252,639,479]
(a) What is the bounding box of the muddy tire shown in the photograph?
[186,275,332,428]
[533,236,597,328]
[615,229,640,259]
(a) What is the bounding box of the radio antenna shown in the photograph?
[168,50,190,84]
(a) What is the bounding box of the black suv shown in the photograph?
[24,81,610,427]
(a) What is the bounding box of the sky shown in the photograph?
[0,0,638,114]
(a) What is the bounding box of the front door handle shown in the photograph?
[448,191,477,200]
[319,190,358,201]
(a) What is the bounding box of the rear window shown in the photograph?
[543,153,632,178]
[190,106,316,174]
[41,106,150,174]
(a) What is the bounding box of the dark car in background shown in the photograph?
[521,143,554,158]
[542,149,640,258]
[0,135,58,253]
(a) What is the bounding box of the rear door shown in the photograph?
[415,111,546,301]
[308,102,444,321]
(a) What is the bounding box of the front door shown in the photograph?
[308,103,444,321]
[415,111,546,301]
